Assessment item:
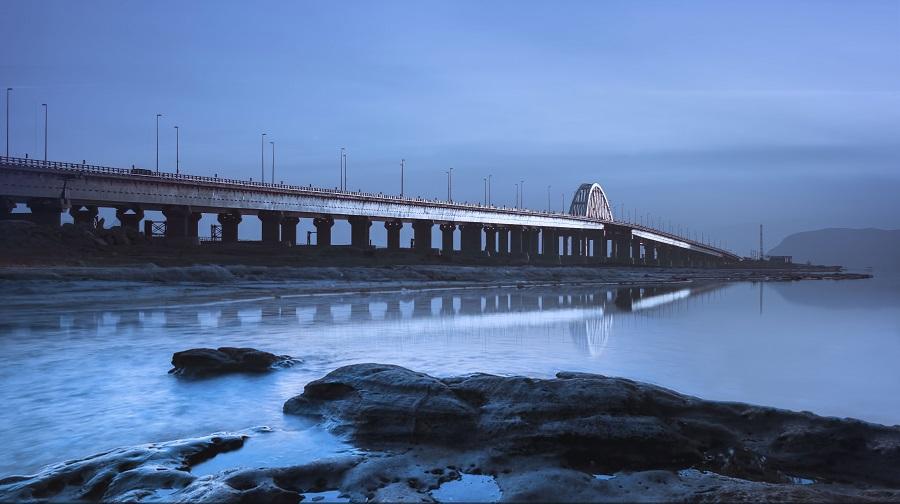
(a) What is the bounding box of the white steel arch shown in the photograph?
[569,183,613,221]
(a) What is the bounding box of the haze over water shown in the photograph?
[0,275,898,476]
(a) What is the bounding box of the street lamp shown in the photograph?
[487,174,492,205]
[400,158,405,197]
[519,180,525,209]
[339,147,345,190]
[174,125,179,174]
[547,185,551,212]
[156,113,163,173]
[41,103,47,161]
[514,183,519,209]
[270,141,275,183]
[483,177,487,205]
[6,88,11,157]
[446,167,453,202]
[260,133,267,183]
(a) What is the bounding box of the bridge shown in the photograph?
[0,156,739,266]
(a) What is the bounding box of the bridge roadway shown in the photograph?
[0,156,739,266]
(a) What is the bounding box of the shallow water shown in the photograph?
[0,274,898,476]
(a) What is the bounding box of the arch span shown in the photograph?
[569,183,613,221]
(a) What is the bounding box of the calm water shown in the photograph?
[1,274,898,476]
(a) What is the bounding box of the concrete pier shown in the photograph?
[385,220,403,250]
[412,219,433,253]
[217,212,241,243]
[313,216,334,247]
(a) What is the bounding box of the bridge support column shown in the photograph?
[631,236,641,265]
[440,223,455,256]
[69,205,98,228]
[460,223,483,256]
[497,227,509,256]
[412,219,433,253]
[187,212,202,238]
[509,226,524,256]
[27,198,63,227]
[162,206,198,243]
[116,207,144,233]
[644,242,657,265]
[281,216,299,245]
[614,235,630,264]
[348,216,372,248]
[542,227,559,261]
[574,232,584,259]
[384,220,403,250]
[217,212,242,243]
[0,198,15,220]
[527,228,540,257]
[259,211,284,244]
[313,216,334,247]
[484,226,497,256]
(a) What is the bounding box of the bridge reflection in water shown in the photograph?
[8,282,727,361]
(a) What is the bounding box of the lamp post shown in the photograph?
[400,158,405,197]
[519,180,524,209]
[483,177,487,205]
[155,113,162,173]
[339,147,345,190]
[41,103,47,161]
[343,149,348,190]
[174,125,179,174]
[6,88,11,157]
[270,141,275,183]
[547,185,551,212]
[446,167,453,202]
[260,133,267,183]
[514,183,519,209]
[487,174,492,205]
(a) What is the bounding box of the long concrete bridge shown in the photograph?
[0,156,739,266]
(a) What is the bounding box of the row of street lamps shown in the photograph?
[4,88,49,161]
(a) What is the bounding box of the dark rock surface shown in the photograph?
[6,364,900,502]
[283,363,900,501]
[170,347,298,377]
[0,432,248,502]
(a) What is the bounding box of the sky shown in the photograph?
[3,0,899,253]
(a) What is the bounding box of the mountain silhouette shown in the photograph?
[769,228,900,272]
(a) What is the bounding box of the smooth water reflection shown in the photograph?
[0,277,898,475]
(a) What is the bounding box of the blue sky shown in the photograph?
[3,0,899,252]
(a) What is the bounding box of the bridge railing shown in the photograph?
[0,155,594,221]
[0,155,736,257]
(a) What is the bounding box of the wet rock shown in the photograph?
[0,433,246,502]
[285,364,900,492]
[170,347,298,377]
[283,363,478,442]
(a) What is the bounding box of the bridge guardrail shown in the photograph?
[1,155,736,258]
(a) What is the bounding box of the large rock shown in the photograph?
[0,432,247,502]
[170,347,297,377]
[285,364,900,490]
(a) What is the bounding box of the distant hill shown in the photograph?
[768,228,900,271]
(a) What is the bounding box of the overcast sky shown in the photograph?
[3,0,899,253]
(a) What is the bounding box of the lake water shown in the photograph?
[1,274,898,476]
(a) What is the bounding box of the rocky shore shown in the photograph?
[3,363,899,502]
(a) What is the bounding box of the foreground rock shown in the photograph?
[5,365,900,502]
[284,363,900,501]
[0,432,248,502]
[170,347,298,377]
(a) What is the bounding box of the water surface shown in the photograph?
[1,274,898,476]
